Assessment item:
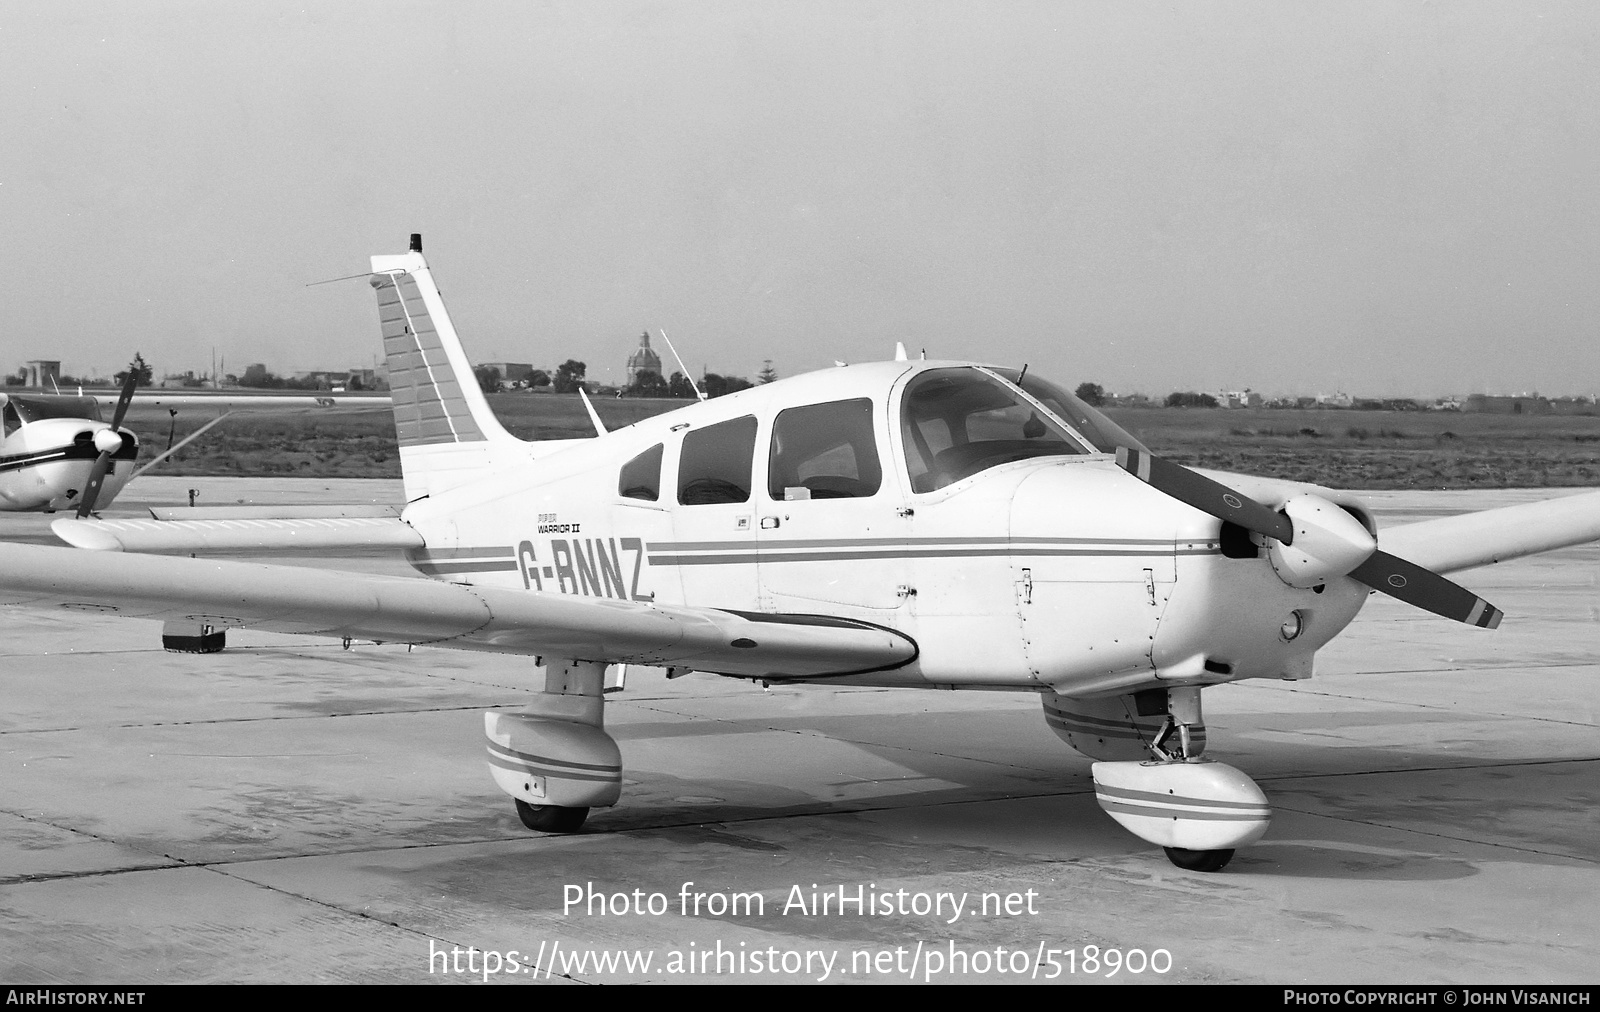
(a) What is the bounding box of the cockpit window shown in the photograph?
[900,368,1089,493]
[7,396,102,425]
[991,369,1148,455]
[678,415,757,505]
[618,443,663,501]
[769,398,881,500]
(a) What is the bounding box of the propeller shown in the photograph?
[75,370,139,518]
[1115,447,1503,628]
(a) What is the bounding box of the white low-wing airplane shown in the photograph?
[6,234,1600,872]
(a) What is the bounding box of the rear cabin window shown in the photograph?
[618,443,663,501]
[677,416,758,505]
[768,398,881,500]
[901,368,1088,493]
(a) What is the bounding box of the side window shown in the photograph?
[618,443,663,501]
[677,416,757,505]
[768,398,881,500]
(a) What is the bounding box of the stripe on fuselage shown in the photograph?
[648,536,1215,567]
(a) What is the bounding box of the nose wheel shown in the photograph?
[1143,718,1238,871]
[1090,687,1271,872]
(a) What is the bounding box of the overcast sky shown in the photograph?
[2,2,1597,397]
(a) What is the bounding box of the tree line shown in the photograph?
[473,358,774,400]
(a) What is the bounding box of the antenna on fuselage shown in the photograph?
[895,342,909,361]
[577,386,608,436]
[658,329,706,402]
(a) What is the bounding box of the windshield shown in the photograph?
[990,369,1148,455]
[900,368,1090,493]
[8,395,102,425]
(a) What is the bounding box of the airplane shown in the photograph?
[4,232,1599,872]
[0,373,140,514]
[0,375,391,515]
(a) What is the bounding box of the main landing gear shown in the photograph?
[1162,846,1236,872]
[485,660,622,835]
[1045,686,1271,872]
[514,800,590,834]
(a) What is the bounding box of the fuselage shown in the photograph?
[398,361,1367,695]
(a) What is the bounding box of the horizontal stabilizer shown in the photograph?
[51,515,422,555]
[0,543,917,679]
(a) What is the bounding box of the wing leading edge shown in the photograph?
[0,543,915,679]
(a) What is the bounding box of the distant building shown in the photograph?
[20,360,60,387]
[291,368,388,391]
[1213,389,1263,409]
[1315,392,1354,408]
[1463,394,1549,415]
[625,332,662,385]
[1464,394,1597,416]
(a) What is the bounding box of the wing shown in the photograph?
[0,543,915,679]
[1376,489,1600,575]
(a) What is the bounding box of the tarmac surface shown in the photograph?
[0,477,1595,984]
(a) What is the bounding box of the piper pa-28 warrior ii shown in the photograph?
[6,234,1600,871]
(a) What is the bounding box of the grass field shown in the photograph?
[121,396,1600,490]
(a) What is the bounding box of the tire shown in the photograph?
[1163,846,1235,872]
[515,800,589,834]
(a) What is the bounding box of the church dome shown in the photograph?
[626,332,662,381]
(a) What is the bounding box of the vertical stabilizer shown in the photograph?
[369,235,527,501]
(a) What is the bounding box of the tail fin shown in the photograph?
[369,235,530,501]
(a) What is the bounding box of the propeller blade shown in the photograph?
[1113,450,1505,629]
[1116,447,1294,544]
[75,450,115,518]
[110,369,139,429]
[1348,549,1504,628]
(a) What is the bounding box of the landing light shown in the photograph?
[1280,610,1306,642]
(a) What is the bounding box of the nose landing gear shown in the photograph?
[1085,687,1271,872]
